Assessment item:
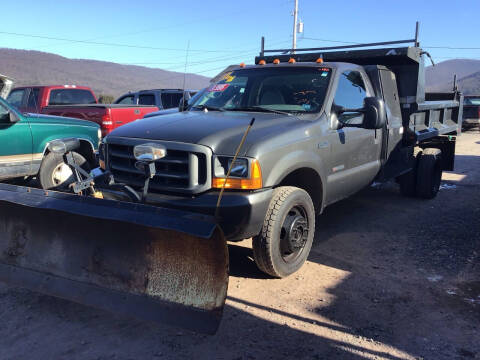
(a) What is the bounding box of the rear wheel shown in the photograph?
[397,148,422,197]
[253,186,315,278]
[39,152,90,190]
[416,148,442,199]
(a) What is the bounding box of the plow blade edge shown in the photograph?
[0,184,228,334]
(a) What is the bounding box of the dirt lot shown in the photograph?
[0,131,479,360]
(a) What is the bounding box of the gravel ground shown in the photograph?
[0,132,479,360]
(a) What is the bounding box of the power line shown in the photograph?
[0,30,245,53]
[301,36,480,50]
[424,46,480,50]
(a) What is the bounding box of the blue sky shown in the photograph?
[0,0,478,78]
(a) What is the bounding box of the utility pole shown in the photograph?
[292,0,298,53]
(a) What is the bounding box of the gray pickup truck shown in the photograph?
[96,40,463,278]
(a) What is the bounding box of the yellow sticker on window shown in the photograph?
[222,72,235,83]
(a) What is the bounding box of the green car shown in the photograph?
[0,76,100,189]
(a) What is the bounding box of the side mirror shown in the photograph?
[362,97,386,129]
[333,97,386,130]
[178,91,192,112]
[9,111,20,123]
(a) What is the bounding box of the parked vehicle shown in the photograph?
[0,79,100,189]
[115,89,197,109]
[7,85,158,136]
[462,95,480,129]
[42,104,159,137]
[0,74,14,99]
[7,85,98,113]
[0,31,464,335]
[143,88,206,119]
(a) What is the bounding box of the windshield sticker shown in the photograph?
[302,104,311,110]
[321,72,329,77]
[209,84,230,92]
[239,88,245,93]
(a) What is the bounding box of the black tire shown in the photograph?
[397,148,422,197]
[38,152,90,190]
[252,186,315,278]
[416,148,442,199]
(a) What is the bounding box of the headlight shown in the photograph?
[212,156,262,190]
[97,128,102,141]
[133,143,167,161]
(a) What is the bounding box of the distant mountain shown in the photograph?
[1,47,479,98]
[0,48,210,98]
[425,59,480,94]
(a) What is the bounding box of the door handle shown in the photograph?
[116,121,123,124]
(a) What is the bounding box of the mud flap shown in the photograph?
[0,184,228,334]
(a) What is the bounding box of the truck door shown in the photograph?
[0,101,33,179]
[326,70,382,203]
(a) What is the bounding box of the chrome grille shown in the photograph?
[106,138,210,194]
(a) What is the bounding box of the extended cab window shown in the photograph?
[7,89,25,109]
[49,89,96,105]
[139,94,155,105]
[161,93,183,109]
[334,71,367,124]
[191,67,332,113]
[116,95,135,104]
[27,88,40,111]
[464,97,480,105]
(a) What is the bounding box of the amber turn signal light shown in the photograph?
[258,60,266,65]
[288,58,296,63]
[212,160,262,190]
[273,59,280,64]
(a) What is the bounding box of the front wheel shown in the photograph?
[38,152,90,190]
[253,186,315,278]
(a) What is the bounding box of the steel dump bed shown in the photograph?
[256,43,463,142]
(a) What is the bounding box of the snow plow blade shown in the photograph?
[0,184,228,334]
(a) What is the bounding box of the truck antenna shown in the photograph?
[414,21,420,47]
[215,117,256,219]
[181,40,190,111]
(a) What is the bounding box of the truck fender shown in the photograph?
[263,150,327,211]
[41,137,96,166]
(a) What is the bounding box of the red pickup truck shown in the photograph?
[7,85,159,136]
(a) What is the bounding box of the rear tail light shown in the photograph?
[101,114,113,136]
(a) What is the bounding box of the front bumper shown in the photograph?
[101,187,273,241]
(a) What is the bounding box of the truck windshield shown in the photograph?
[190,67,332,114]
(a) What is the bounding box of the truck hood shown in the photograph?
[108,110,305,155]
[26,113,100,128]
[0,74,14,99]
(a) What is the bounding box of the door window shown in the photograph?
[6,89,25,109]
[138,94,156,105]
[116,95,135,104]
[0,102,9,122]
[334,71,367,125]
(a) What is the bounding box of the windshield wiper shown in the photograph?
[191,105,225,112]
[227,106,291,116]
